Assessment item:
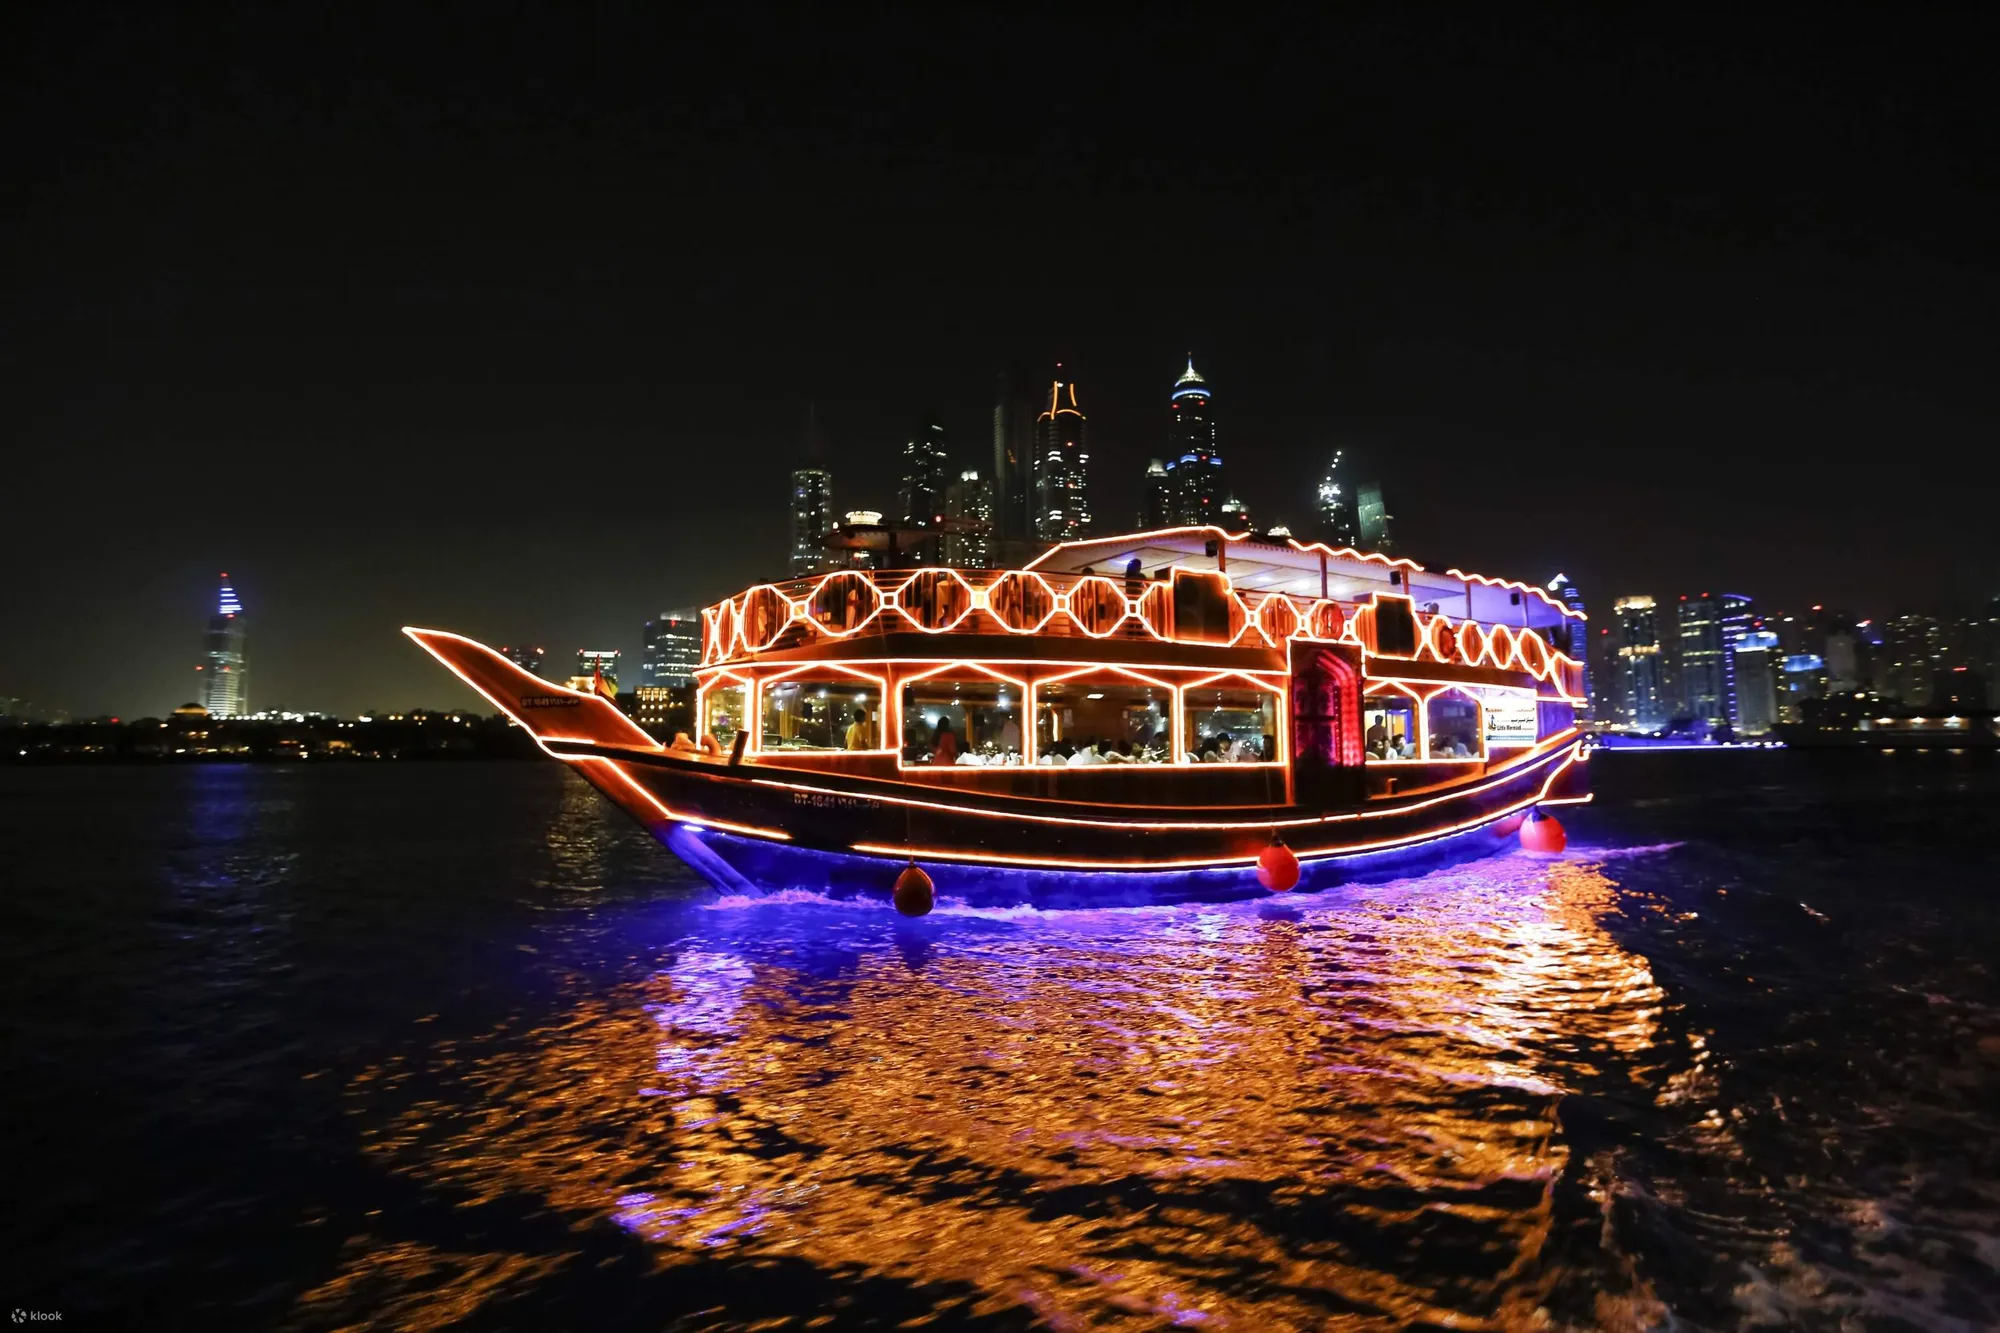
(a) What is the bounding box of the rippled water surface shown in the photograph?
[4,754,1997,1330]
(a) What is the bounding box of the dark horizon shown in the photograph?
[4,7,1996,717]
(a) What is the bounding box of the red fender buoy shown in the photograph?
[1256,839,1301,892]
[1520,808,1567,854]
[893,862,935,917]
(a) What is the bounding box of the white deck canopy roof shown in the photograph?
[1025,527,1581,629]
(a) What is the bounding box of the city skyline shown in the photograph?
[4,9,1995,717]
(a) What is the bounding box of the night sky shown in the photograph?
[5,6,1996,717]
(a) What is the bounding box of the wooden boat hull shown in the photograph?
[405,626,1589,907]
[550,735,1587,904]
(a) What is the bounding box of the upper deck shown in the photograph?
[687,528,1584,804]
[700,526,1582,692]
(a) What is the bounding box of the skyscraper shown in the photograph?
[1033,371,1091,542]
[197,574,248,717]
[942,469,995,568]
[789,405,835,578]
[1546,574,1594,720]
[500,644,547,677]
[1355,480,1395,553]
[1165,357,1222,526]
[1732,630,1781,736]
[1880,612,1948,706]
[575,649,620,694]
[642,610,701,688]
[897,419,950,540]
[1613,596,1668,730]
[1315,449,1356,547]
[1140,459,1173,528]
[790,466,835,577]
[991,369,1037,544]
[1677,592,1754,729]
[1220,494,1253,532]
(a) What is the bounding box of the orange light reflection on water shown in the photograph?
[309,856,1685,1330]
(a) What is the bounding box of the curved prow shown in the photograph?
[403,627,662,753]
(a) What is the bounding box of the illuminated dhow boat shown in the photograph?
[407,527,1590,907]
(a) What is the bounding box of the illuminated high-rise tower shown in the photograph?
[943,469,995,568]
[1546,574,1594,720]
[1139,459,1173,528]
[1678,591,1753,728]
[790,467,835,576]
[1165,357,1222,526]
[790,405,836,577]
[1315,449,1356,547]
[1614,595,1667,730]
[1033,371,1091,542]
[1356,480,1395,553]
[897,419,949,537]
[642,611,701,688]
[198,574,248,717]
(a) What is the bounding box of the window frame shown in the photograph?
[1030,665,1180,768]
[1177,670,1286,767]
[696,669,756,751]
[1419,685,1486,763]
[1360,680,1425,764]
[753,662,892,755]
[895,661,1031,771]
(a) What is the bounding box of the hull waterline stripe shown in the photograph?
[846,752,1582,870]
[737,732,1583,832]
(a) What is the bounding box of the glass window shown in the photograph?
[1036,679,1172,765]
[901,676,1024,766]
[760,677,880,753]
[1181,685,1279,764]
[1424,690,1483,759]
[1363,693,1419,760]
[703,683,747,749]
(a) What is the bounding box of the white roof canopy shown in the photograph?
[1025,527,1581,628]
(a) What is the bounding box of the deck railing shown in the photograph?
[701,566,1583,695]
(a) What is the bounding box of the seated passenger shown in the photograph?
[930,719,960,765]
[1102,738,1133,764]
[1067,742,1102,766]
[1365,719,1389,758]
[844,705,875,751]
[1221,734,1248,762]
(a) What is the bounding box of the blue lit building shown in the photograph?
[1164,358,1222,527]
[1546,574,1593,720]
[198,574,248,717]
[1677,592,1754,730]
[1732,629,1781,735]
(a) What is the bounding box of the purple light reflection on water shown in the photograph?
[13,750,1995,1329]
